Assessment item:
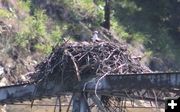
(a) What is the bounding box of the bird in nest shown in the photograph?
[92,31,101,42]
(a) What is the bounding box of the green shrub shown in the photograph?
[0,9,13,18]
[17,0,31,13]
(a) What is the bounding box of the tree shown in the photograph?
[101,0,111,30]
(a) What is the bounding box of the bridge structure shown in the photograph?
[0,72,179,111]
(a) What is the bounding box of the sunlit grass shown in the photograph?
[0,9,13,18]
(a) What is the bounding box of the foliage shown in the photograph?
[61,0,104,27]
[111,0,180,63]
[14,0,63,54]
[0,9,13,18]
[31,9,47,38]
[17,0,31,13]
[111,18,145,43]
[1,0,180,68]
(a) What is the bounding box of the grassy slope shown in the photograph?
[1,0,179,72]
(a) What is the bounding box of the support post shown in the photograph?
[72,93,90,112]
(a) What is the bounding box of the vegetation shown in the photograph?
[0,0,180,70]
[0,8,13,18]
[13,1,63,54]
[111,0,180,68]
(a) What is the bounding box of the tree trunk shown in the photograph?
[102,0,111,30]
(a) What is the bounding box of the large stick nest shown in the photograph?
[32,41,151,83]
[29,41,152,111]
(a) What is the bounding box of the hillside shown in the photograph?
[0,0,179,112]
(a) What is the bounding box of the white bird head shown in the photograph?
[94,31,98,34]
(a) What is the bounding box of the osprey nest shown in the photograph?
[32,41,151,83]
[29,41,151,111]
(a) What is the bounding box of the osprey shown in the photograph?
[0,66,4,76]
[92,31,101,42]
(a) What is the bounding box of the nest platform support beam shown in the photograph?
[80,72,180,101]
[0,81,67,104]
